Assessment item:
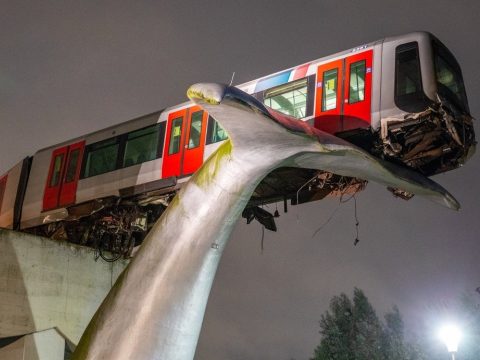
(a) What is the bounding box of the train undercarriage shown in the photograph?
[26,169,368,261]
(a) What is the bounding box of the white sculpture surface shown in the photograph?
[72,84,457,359]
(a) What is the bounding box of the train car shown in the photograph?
[0,31,475,260]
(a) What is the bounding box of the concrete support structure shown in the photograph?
[0,228,128,355]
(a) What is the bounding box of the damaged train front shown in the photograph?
[377,34,476,179]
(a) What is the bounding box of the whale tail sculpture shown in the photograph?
[72,84,458,360]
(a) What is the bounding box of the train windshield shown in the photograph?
[432,40,469,114]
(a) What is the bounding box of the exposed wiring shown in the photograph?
[353,195,360,246]
[311,204,340,238]
[311,179,362,240]
[295,174,319,223]
[296,174,319,205]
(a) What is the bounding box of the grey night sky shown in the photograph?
[1,1,480,359]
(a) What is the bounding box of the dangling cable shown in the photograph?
[296,174,318,205]
[295,174,318,223]
[353,195,360,246]
[311,203,340,238]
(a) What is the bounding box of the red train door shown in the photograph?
[315,50,373,133]
[315,59,344,133]
[182,107,207,175]
[59,141,85,207]
[343,50,373,131]
[43,141,85,211]
[162,109,188,178]
[162,107,207,178]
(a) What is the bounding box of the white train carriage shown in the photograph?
[0,31,474,259]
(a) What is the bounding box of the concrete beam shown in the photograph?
[0,229,128,344]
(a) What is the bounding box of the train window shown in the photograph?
[395,43,421,96]
[322,69,338,111]
[50,154,64,187]
[65,149,80,183]
[264,78,308,118]
[169,117,183,155]
[432,40,469,113]
[83,138,119,178]
[206,116,228,145]
[187,111,203,149]
[349,60,366,103]
[395,42,430,113]
[123,125,160,167]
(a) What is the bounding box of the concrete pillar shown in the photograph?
[0,229,129,345]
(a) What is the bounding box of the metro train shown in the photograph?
[0,32,475,260]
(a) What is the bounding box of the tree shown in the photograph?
[457,292,480,360]
[381,305,425,360]
[312,288,423,360]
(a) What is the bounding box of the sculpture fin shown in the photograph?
[188,83,459,210]
[74,83,460,360]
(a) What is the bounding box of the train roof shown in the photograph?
[237,31,434,92]
[33,31,435,156]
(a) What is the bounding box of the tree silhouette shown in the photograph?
[311,288,423,360]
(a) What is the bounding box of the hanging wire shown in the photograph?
[296,174,319,205]
[311,203,340,238]
[353,195,360,246]
[295,174,319,223]
[311,178,362,239]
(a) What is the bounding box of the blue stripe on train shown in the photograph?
[254,71,292,93]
